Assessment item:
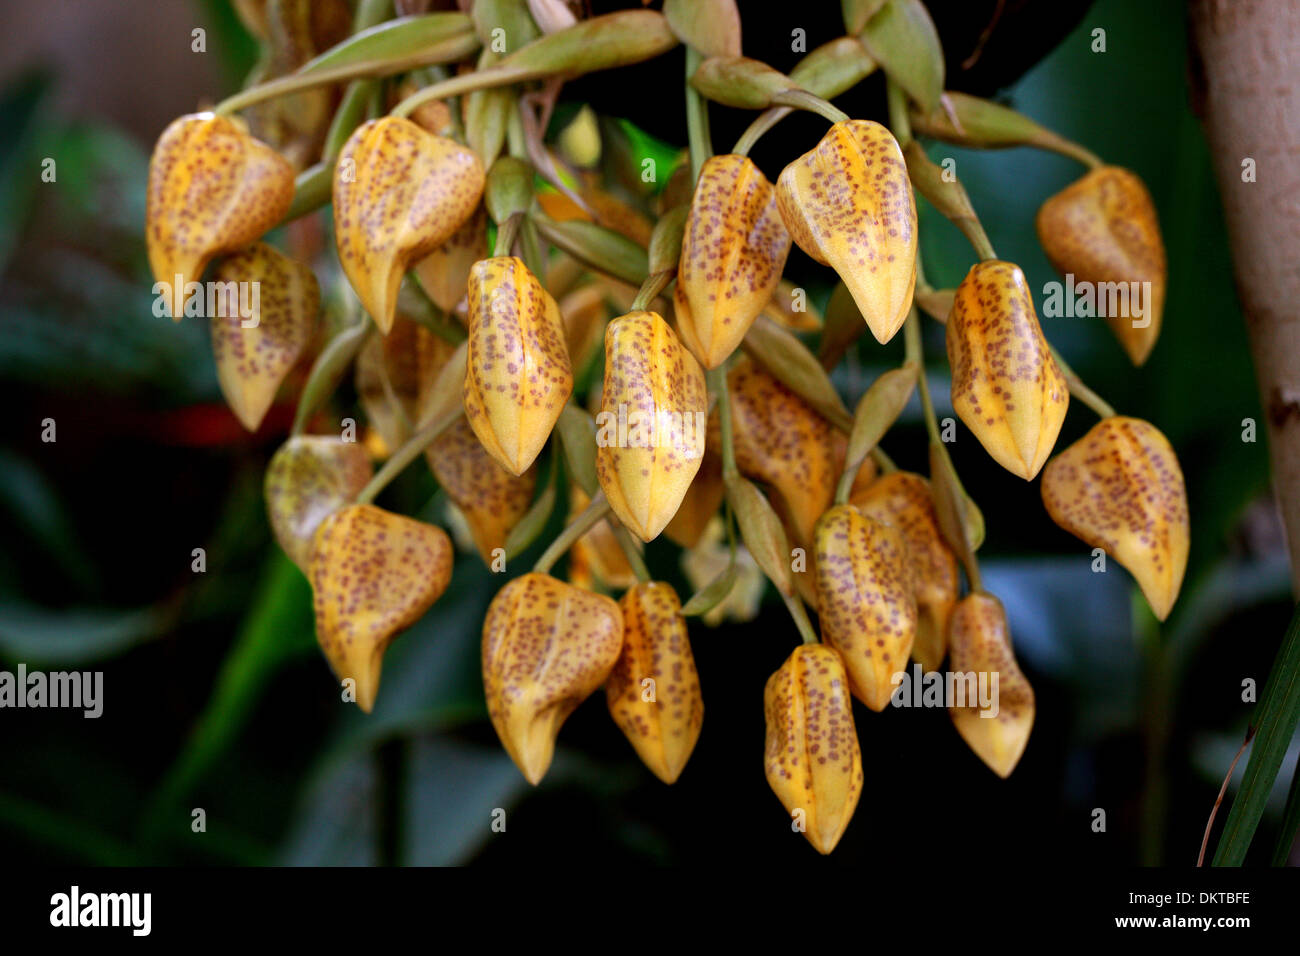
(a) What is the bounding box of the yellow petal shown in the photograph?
[1037,166,1166,366]
[947,260,1068,480]
[463,256,573,475]
[482,572,624,784]
[333,116,485,333]
[663,442,726,549]
[1041,416,1189,620]
[851,472,958,672]
[425,416,537,564]
[606,582,703,783]
[264,435,373,572]
[146,113,294,314]
[595,310,708,541]
[210,242,319,431]
[725,357,839,547]
[775,119,917,343]
[764,643,863,855]
[413,205,489,312]
[309,504,453,713]
[677,154,791,368]
[813,504,917,711]
[947,593,1035,778]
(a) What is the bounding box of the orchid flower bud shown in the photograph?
[947,593,1035,778]
[725,358,839,547]
[482,572,624,784]
[146,113,295,313]
[676,154,791,368]
[947,260,1068,480]
[1037,166,1166,366]
[607,582,703,784]
[595,310,708,542]
[764,643,863,855]
[813,504,917,711]
[464,256,574,476]
[1041,416,1189,621]
[210,242,319,432]
[851,472,959,672]
[333,116,485,334]
[264,435,373,572]
[775,119,917,344]
[309,504,453,712]
[425,417,537,565]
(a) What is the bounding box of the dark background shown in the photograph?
[0,0,1293,867]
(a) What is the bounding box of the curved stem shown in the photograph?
[733,106,792,156]
[770,89,849,125]
[684,47,713,183]
[611,524,651,583]
[392,64,539,119]
[533,491,610,574]
[291,318,374,436]
[708,366,739,484]
[1049,343,1117,418]
[354,406,464,504]
[783,591,819,645]
[631,271,672,311]
[494,212,523,257]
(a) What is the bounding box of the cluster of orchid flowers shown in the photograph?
[145,1,1188,854]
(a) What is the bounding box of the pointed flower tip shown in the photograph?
[596,311,707,542]
[1041,416,1189,622]
[309,504,453,712]
[483,573,624,785]
[764,643,863,855]
[464,256,573,476]
[948,592,1035,778]
[146,113,295,308]
[775,119,917,345]
[947,260,1068,480]
[334,116,485,334]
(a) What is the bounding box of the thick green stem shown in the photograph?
[708,366,739,484]
[684,47,713,184]
[783,592,819,645]
[631,271,672,311]
[354,406,464,504]
[494,212,523,257]
[533,491,610,574]
[611,524,651,583]
[770,89,849,125]
[886,78,913,147]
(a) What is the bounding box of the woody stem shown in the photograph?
[533,491,611,575]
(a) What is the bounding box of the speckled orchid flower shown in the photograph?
[852,472,959,673]
[606,582,703,784]
[1037,166,1167,366]
[1041,416,1189,620]
[309,504,453,713]
[146,113,295,313]
[764,643,863,855]
[813,504,917,711]
[210,242,319,432]
[595,310,707,542]
[947,260,1069,480]
[947,593,1035,778]
[775,119,917,344]
[264,435,373,573]
[482,572,624,784]
[463,256,573,476]
[675,154,791,368]
[333,116,485,334]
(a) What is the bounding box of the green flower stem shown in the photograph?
[771,89,849,126]
[611,524,652,583]
[533,490,611,574]
[684,47,713,184]
[707,366,739,485]
[291,318,374,436]
[494,212,523,257]
[354,406,464,505]
[1048,344,1117,419]
[886,78,913,148]
[631,271,672,311]
[869,445,897,474]
[783,591,819,645]
[391,65,543,119]
[733,106,792,157]
[903,306,942,445]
